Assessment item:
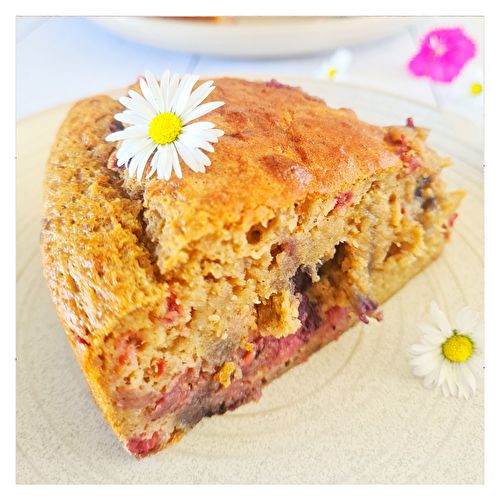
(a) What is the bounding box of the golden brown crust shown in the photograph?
[41,96,170,343]
[142,78,403,225]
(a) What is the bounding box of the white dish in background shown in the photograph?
[17,76,483,484]
[89,16,415,58]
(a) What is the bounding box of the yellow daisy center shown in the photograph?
[443,333,473,362]
[148,112,183,145]
[328,69,337,78]
[471,83,482,95]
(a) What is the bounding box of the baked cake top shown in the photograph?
[138,77,403,222]
[41,76,446,340]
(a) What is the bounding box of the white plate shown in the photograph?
[16,76,484,484]
[89,16,414,58]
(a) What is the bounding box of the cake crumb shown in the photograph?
[169,429,185,445]
[214,362,236,387]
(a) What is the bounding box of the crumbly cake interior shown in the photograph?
[41,79,464,459]
[113,159,461,457]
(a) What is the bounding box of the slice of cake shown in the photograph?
[40,76,464,459]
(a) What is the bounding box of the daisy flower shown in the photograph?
[319,48,352,81]
[106,70,225,181]
[407,301,483,399]
[449,65,484,104]
[408,27,477,83]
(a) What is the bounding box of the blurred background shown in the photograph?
[16,16,484,145]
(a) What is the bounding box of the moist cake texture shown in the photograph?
[40,77,464,458]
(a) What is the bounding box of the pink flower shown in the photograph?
[408,27,477,83]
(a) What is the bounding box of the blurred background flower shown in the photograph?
[408,27,477,83]
[318,48,352,81]
[448,65,484,106]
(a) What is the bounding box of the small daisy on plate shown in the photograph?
[407,301,483,399]
[106,70,225,181]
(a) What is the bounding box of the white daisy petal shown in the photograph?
[455,366,469,399]
[169,73,192,113]
[106,131,126,143]
[417,322,448,339]
[159,70,170,86]
[184,80,214,106]
[171,144,183,179]
[181,81,216,117]
[466,359,483,391]
[409,349,443,369]
[114,112,151,127]
[180,101,225,124]
[117,137,153,163]
[158,70,171,112]
[157,146,173,180]
[172,74,200,116]
[473,329,484,349]
[106,127,149,142]
[175,140,203,173]
[459,363,477,395]
[466,356,483,376]
[116,144,145,166]
[140,75,160,111]
[455,307,479,335]
[136,144,157,181]
[437,358,449,386]
[120,94,156,120]
[124,90,158,116]
[191,148,211,167]
[423,363,441,388]
[151,145,164,179]
[128,143,154,178]
[408,301,483,399]
[430,301,452,334]
[411,359,437,377]
[132,148,153,178]
[182,121,217,132]
[116,156,130,168]
[149,149,163,179]
[407,343,436,354]
[192,130,222,143]
[165,73,180,111]
[446,367,458,397]
[209,128,225,138]
[472,339,484,355]
[146,150,161,179]
[145,70,165,112]
[128,155,139,177]
[178,133,215,153]
[182,125,224,143]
